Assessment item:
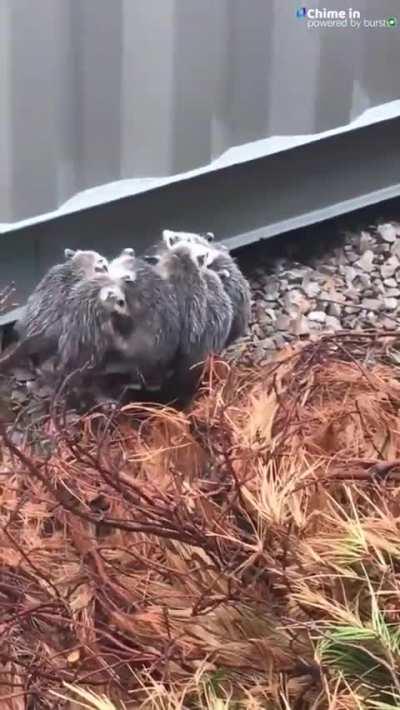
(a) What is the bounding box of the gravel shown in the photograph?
[4,215,400,407]
[228,218,400,365]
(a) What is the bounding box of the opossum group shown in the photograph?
[0,231,251,408]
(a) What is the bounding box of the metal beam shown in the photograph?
[1,113,400,324]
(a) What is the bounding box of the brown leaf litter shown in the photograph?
[1,331,400,708]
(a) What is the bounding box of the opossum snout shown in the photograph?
[100,286,127,311]
[122,273,136,283]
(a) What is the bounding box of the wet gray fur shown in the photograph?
[159,231,251,347]
[0,249,109,370]
[57,274,130,380]
[155,242,208,360]
[103,250,181,389]
[200,268,233,353]
[205,249,251,346]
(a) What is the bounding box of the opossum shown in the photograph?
[155,233,208,358]
[203,248,251,346]
[161,229,215,248]
[0,249,109,371]
[150,232,234,404]
[101,247,181,393]
[161,238,233,354]
[56,275,131,382]
[159,230,251,346]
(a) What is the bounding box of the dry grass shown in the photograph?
[2,331,400,708]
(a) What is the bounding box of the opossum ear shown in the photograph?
[205,232,215,242]
[162,230,179,249]
[122,248,135,256]
[64,248,76,260]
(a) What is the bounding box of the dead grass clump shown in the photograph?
[2,332,400,708]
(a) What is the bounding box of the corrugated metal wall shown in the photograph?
[1,0,400,224]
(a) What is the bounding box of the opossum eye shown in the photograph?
[116,298,126,309]
[122,248,135,256]
[143,255,160,266]
[219,268,230,279]
[95,263,108,273]
[206,232,215,242]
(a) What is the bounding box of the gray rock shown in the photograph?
[344,249,359,264]
[325,315,342,331]
[340,265,357,283]
[264,287,280,301]
[258,337,276,350]
[283,289,312,315]
[302,279,321,299]
[361,298,381,311]
[381,256,400,279]
[264,308,277,322]
[366,311,378,325]
[345,305,360,315]
[308,310,326,323]
[290,315,310,336]
[319,264,337,275]
[328,302,342,318]
[384,278,397,288]
[383,297,398,311]
[377,223,397,242]
[355,273,371,289]
[382,317,397,330]
[343,288,360,301]
[373,281,386,295]
[359,231,373,252]
[391,240,400,259]
[356,250,375,272]
[276,314,291,331]
[273,334,288,349]
[286,268,306,283]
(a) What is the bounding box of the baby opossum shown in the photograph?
[160,234,233,354]
[151,232,234,404]
[142,235,210,403]
[102,248,181,392]
[203,247,251,346]
[161,230,251,346]
[0,249,109,371]
[56,275,131,382]
[155,234,208,358]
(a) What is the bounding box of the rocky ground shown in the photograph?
[2,209,400,417]
[229,213,400,365]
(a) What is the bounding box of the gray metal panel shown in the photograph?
[1,112,400,319]
[1,0,400,224]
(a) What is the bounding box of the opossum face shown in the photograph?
[64,249,109,276]
[162,229,215,249]
[108,248,137,283]
[99,284,130,316]
[167,240,219,269]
